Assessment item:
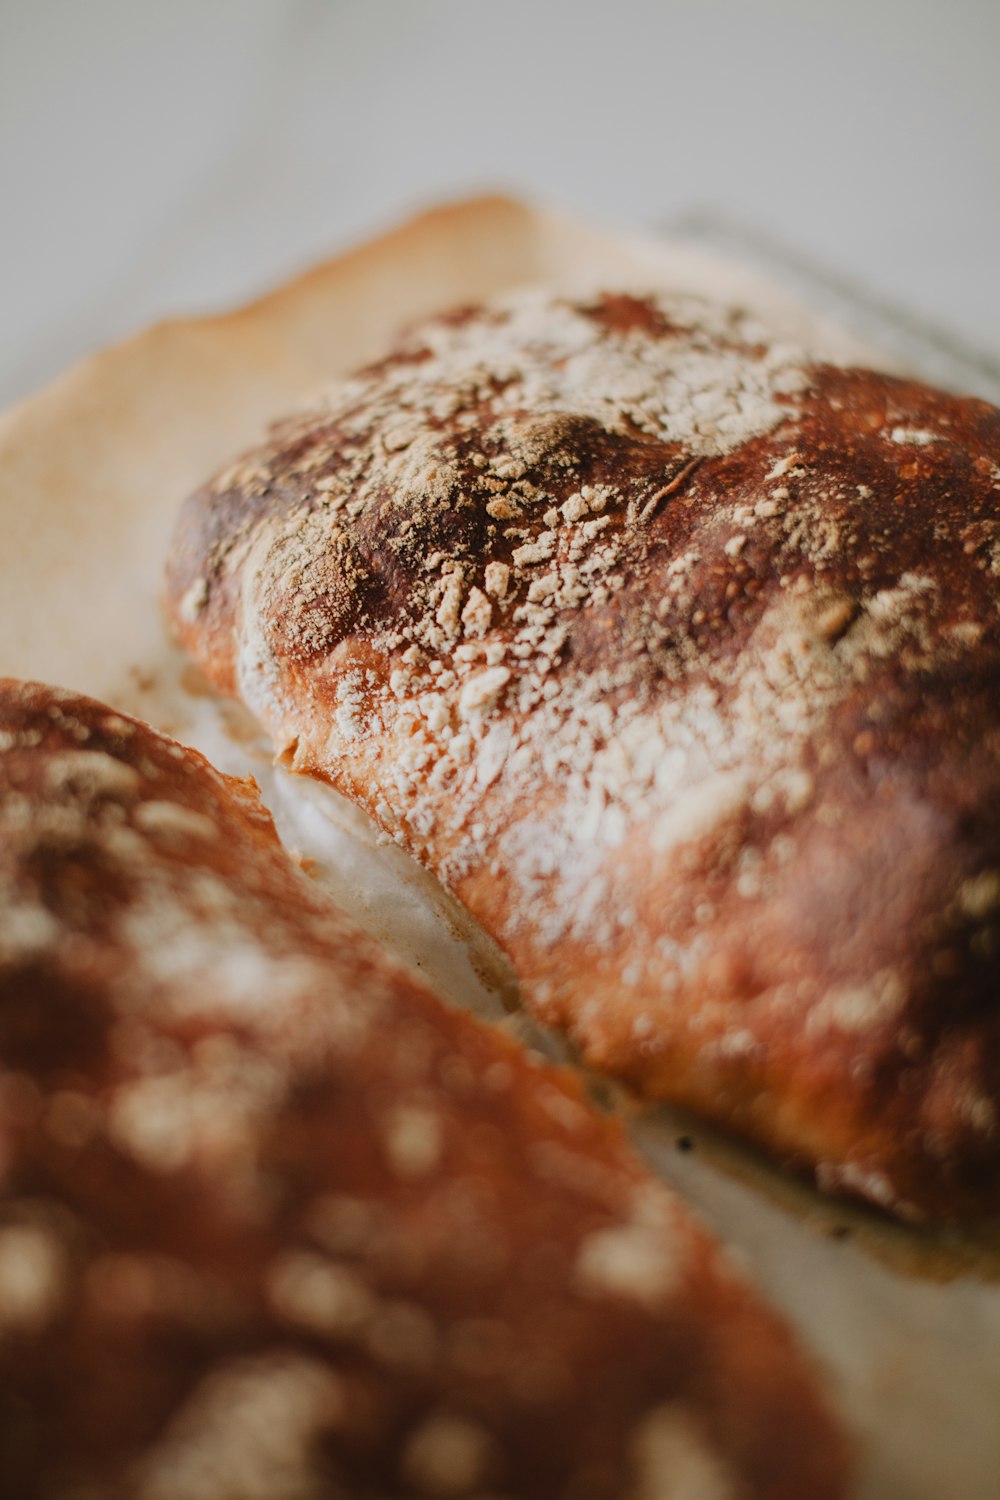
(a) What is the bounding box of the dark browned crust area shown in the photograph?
[0,681,848,1499]
[166,289,1000,1222]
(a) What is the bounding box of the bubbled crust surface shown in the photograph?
[166,289,1000,1223]
[0,680,849,1500]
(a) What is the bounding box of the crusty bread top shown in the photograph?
[167,289,1000,1221]
[0,679,850,1499]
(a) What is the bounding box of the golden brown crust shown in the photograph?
[166,288,1000,1224]
[0,679,848,1499]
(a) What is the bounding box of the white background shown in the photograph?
[2,0,998,408]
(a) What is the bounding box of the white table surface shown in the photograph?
[2,0,998,410]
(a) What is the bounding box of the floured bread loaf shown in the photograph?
[0,680,848,1499]
[166,288,1000,1223]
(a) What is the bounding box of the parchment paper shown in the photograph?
[1,194,997,1500]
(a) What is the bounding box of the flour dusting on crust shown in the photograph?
[166,287,1000,1222]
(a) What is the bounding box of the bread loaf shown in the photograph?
[0,679,848,1498]
[166,288,1000,1223]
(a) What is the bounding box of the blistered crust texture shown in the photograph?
[167,288,1000,1223]
[0,680,848,1499]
